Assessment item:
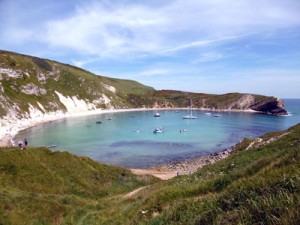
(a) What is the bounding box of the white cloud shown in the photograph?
[140,69,171,76]
[45,2,167,57]
[40,0,300,58]
[160,36,240,54]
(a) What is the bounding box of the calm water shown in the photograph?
[15,99,300,168]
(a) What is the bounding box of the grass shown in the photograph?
[0,124,299,224]
[0,147,159,225]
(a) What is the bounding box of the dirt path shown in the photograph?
[130,168,177,180]
[123,186,149,199]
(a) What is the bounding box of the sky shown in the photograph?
[0,0,300,98]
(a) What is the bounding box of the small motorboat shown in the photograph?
[153,128,163,133]
[96,121,102,124]
[154,112,160,117]
[213,114,222,117]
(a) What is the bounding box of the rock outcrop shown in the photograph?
[250,97,287,115]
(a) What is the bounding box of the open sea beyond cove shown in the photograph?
[15,99,300,168]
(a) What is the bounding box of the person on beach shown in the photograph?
[24,138,28,147]
[18,140,23,149]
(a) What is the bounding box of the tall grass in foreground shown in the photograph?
[0,147,159,225]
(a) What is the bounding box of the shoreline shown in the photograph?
[130,147,233,180]
[0,107,258,147]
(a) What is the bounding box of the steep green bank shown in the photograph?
[138,124,300,224]
[0,124,299,224]
[0,147,159,224]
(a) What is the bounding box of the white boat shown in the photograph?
[183,115,197,119]
[205,112,212,116]
[153,128,164,133]
[154,112,160,117]
[213,114,222,117]
[183,99,197,119]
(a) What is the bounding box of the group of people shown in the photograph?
[18,138,28,149]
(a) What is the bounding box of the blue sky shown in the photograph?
[1,0,300,98]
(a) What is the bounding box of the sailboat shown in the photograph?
[183,99,197,119]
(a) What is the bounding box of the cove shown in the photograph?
[15,99,300,168]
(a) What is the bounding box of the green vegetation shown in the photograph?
[0,147,159,225]
[1,50,286,119]
[127,90,270,110]
[1,124,299,224]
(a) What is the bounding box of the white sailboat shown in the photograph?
[183,99,197,119]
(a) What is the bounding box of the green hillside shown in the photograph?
[127,90,287,115]
[0,50,287,118]
[1,124,299,224]
[0,50,154,118]
[0,147,159,225]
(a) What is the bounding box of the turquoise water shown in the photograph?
[15,99,300,168]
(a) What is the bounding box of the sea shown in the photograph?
[15,99,300,168]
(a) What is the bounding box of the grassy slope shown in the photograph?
[145,124,300,225]
[0,148,159,225]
